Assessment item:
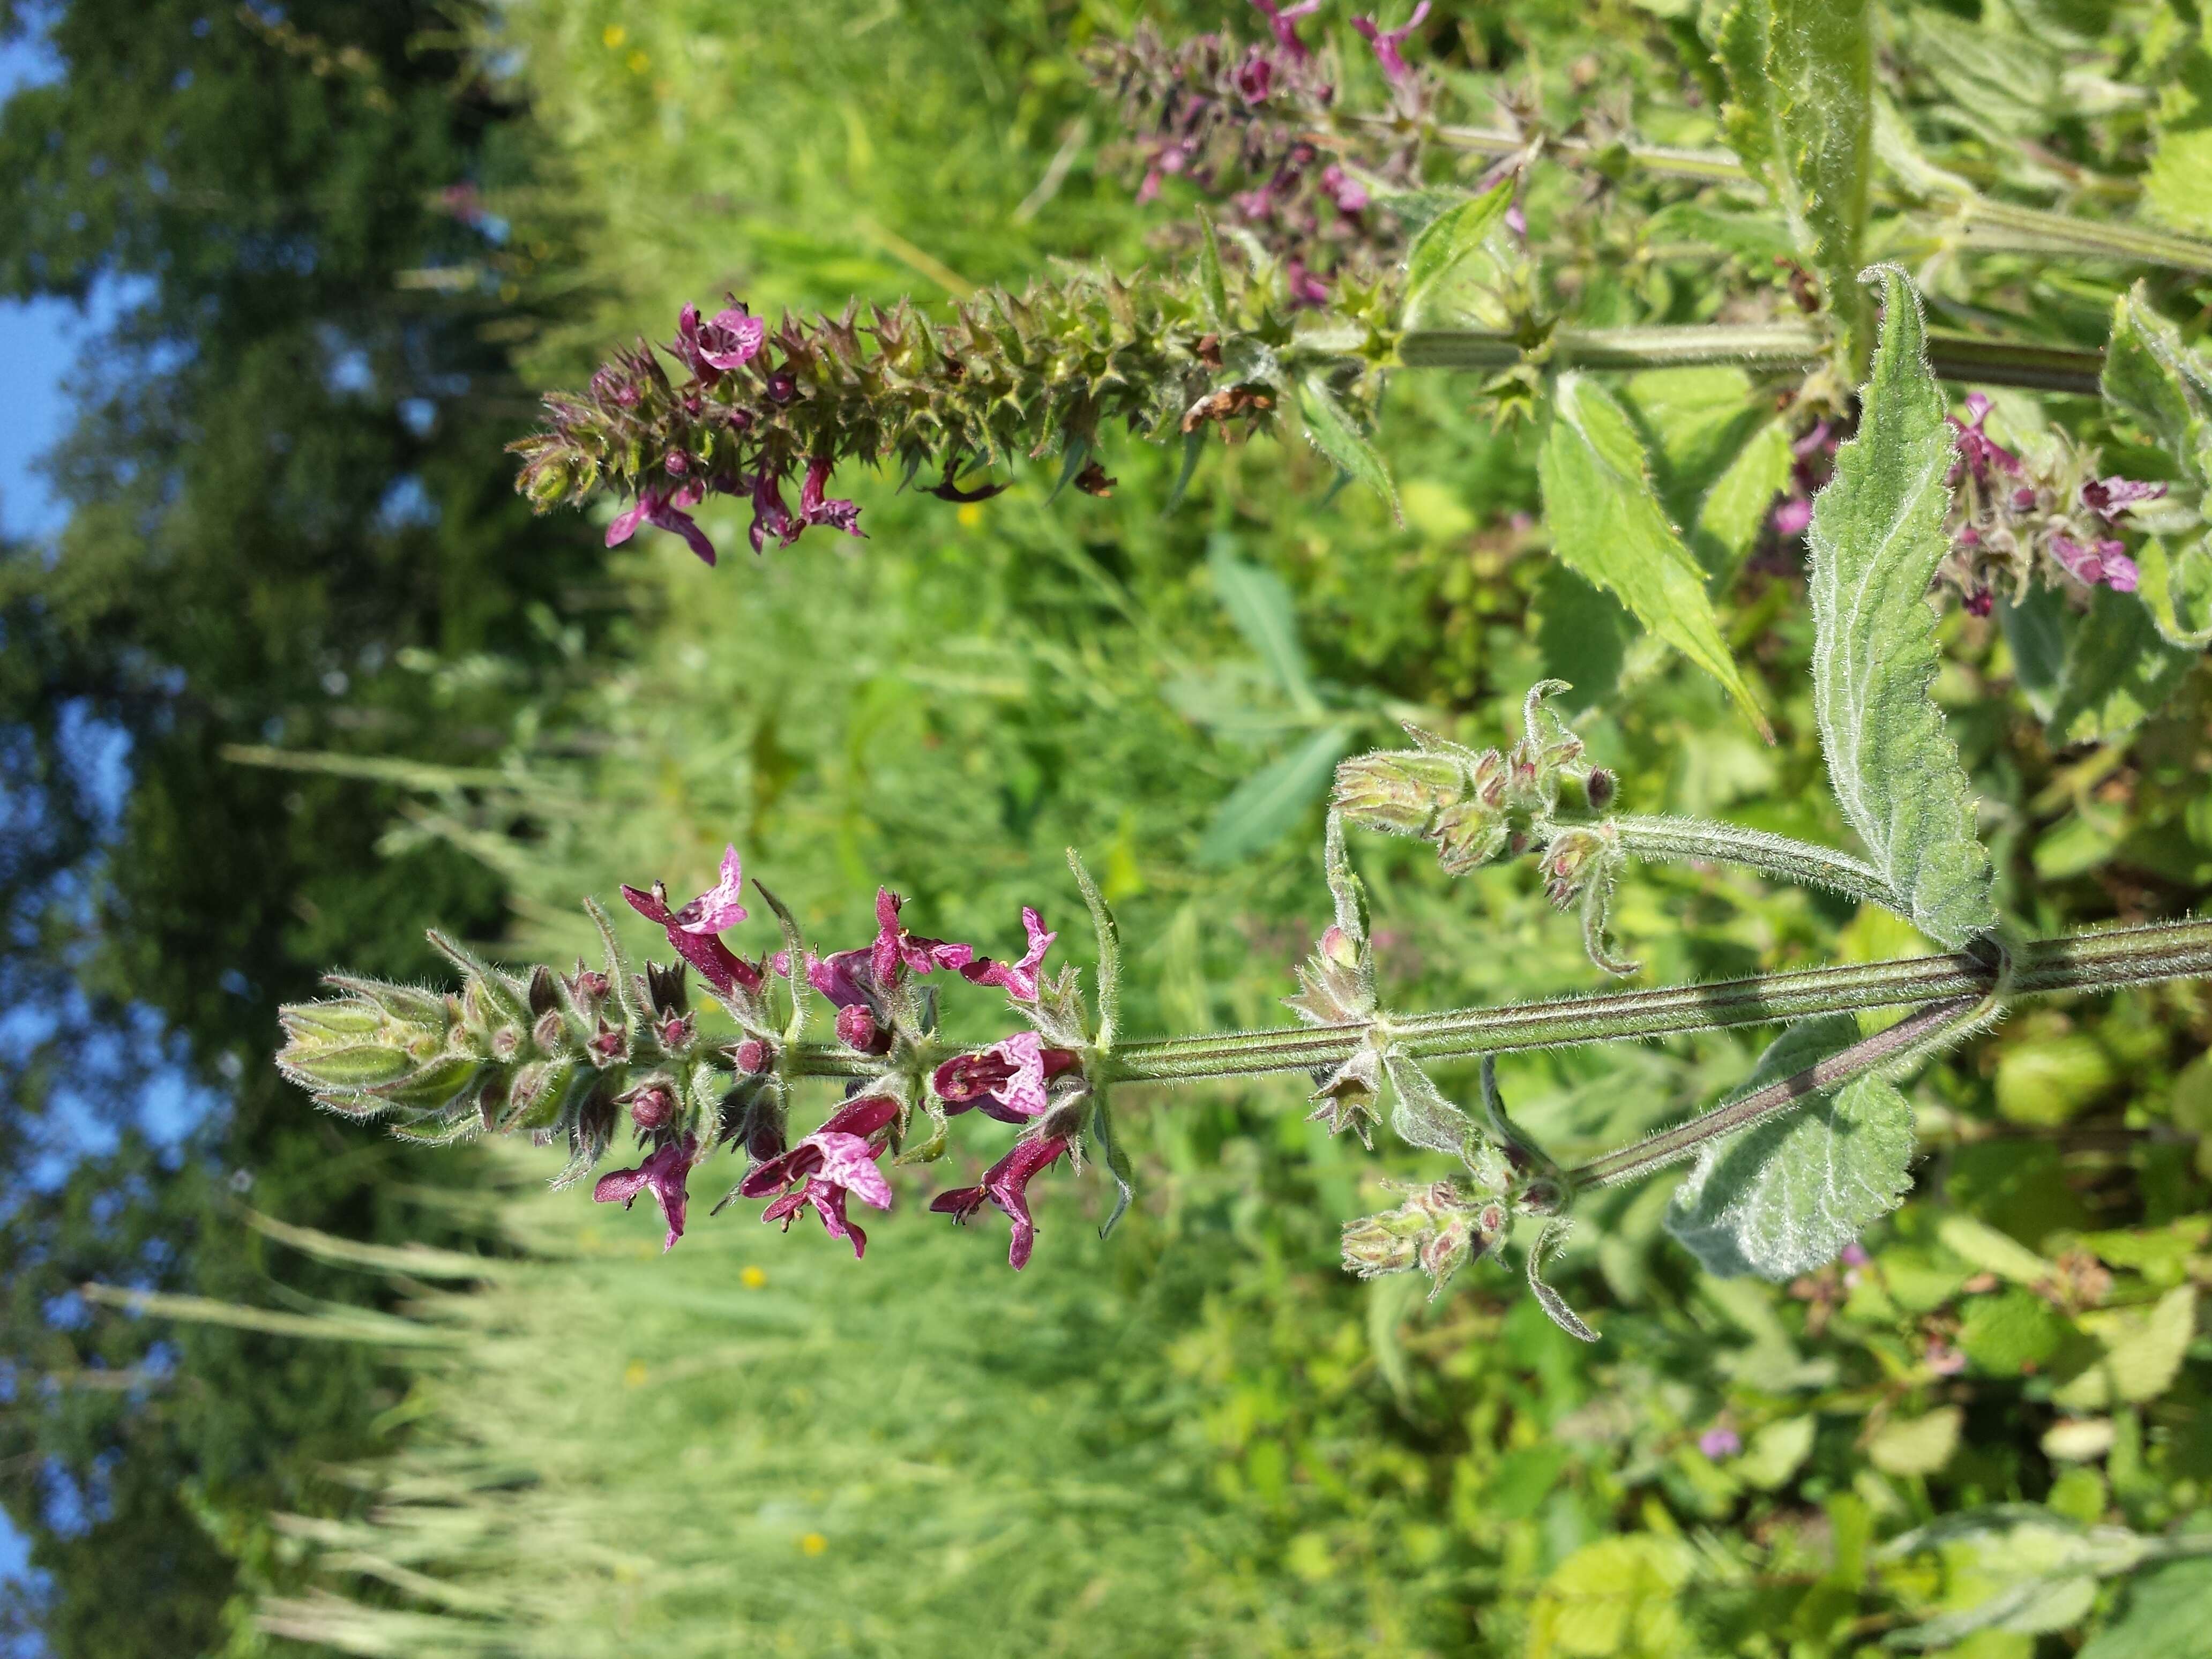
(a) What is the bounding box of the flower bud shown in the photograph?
[1339,1180,1504,1299]
[733,1037,771,1074]
[1429,801,1507,876]
[532,1010,568,1052]
[1540,824,1618,911]
[1333,750,1466,837]
[629,1084,677,1131]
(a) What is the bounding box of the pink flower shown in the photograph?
[805,947,892,1054]
[2079,475,2166,522]
[670,301,764,382]
[622,858,766,998]
[740,1095,900,1259]
[1319,163,1369,215]
[1948,393,2021,483]
[748,468,798,554]
[870,889,975,984]
[798,457,863,537]
[607,481,718,567]
[933,1033,1082,1124]
[929,1133,1072,1270]
[1697,1425,1741,1459]
[2051,532,2139,593]
[1351,2,1430,84]
[1926,1340,1967,1377]
[959,907,1057,1002]
[1283,258,1331,309]
[1840,1243,1871,1268]
[1234,46,1275,104]
[1770,495,1814,539]
[672,845,748,935]
[1249,0,1319,60]
[594,1134,705,1251]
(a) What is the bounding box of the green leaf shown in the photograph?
[1535,563,1630,711]
[2146,48,2212,238]
[2102,286,2212,483]
[1665,1015,1917,1280]
[1208,537,1319,712]
[1865,1405,1962,1478]
[1198,724,1356,868]
[2135,535,2212,648]
[1538,373,1771,737]
[1195,208,1229,324]
[2052,1286,2198,1409]
[2080,1558,2212,1659]
[2046,587,2198,745]
[1714,0,1875,369]
[1996,587,2071,723]
[1695,416,1795,577]
[1806,267,1998,945]
[1399,178,1516,327]
[1088,1086,1136,1240]
[1298,373,1400,521]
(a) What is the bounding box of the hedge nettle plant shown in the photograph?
[282,1,2212,1339]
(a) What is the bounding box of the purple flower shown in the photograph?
[607,482,719,567]
[1249,0,1319,60]
[1697,1425,1741,1460]
[627,1085,676,1131]
[672,844,748,935]
[929,1133,1072,1270]
[1948,393,2021,484]
[798,457,863,537]
[1319,163,1369,215]
[1770,494,1814,540]
[670,301,764,383]
[1351,2,1430,84]
[622,860,766,998]
[2050,532,2139,593]
[1283,258,1331,309]
[1234,46,1276,104]
[1841,1242,1871,1268]
[2080,476,2167,522]
[741,1095,899,1259]
[959,907,1057,1003]
[594,1134,705,1252]
[932,1033,1082,1124]
[748,469,798,554]
[805,947,892,1054]
[870,889,975,984]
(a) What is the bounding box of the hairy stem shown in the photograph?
[1609,815,1907,915]
[1566,997,1976,1188]
[1399,324,2106,395]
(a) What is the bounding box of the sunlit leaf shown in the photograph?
[1197,724,1356,867]
[1399,178,1516,327]
[1297,372,1400,521]
[1538,373,1770,736]
[1208,537,1318,712]
[1806,267,1998,945]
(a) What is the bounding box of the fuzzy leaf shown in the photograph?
[1539,373,1770,737]
[1399,179,1517,327]
[1208,538,1319,712]
[1198,724,1356,868]
[1807,268,1998,945]
[2146,47,2212,239]
[1089,1087,1136,1240]
[2047,587,2198,744]
[1696,416,1795,575]
[2102,286,2212,479]
[1665,1015,1917,1280]
[1298,373,1400,520]
[2135,535,2212,647]
[1715,0,1875,368]
[1380,1049,1474,1157]
[2079,1558,2212,1659]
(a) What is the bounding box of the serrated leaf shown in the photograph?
[1696,416,1795,577]
[1807,268,1998,945]
[1297,373,1399,520]
[2047,587,2198,744]
[1208,537,1319,712]
[1665,1015,1916,1280]
[1198,724,1356,868]
[1539,373,1771,737]
[1715,0,1875,368]
[1399,179,1516,327]
[2146,47,2212,238]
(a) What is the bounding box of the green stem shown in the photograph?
[1608,815,1907,915]
[1399,324,2106,395]
[1567,996,1975,1188]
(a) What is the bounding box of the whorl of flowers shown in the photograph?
[1939,394,2165,612]
[510,259,1389,565]
[1085,2,1438,291]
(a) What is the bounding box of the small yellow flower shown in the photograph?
[956,503,984,529]
[627,49,649,73]
[799,1532,827,1556]
[602,24,626,48]
[740,1265,768,1289]
[623,1360,649,1387]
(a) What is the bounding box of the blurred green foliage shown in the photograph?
[9,0,2212,1653]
